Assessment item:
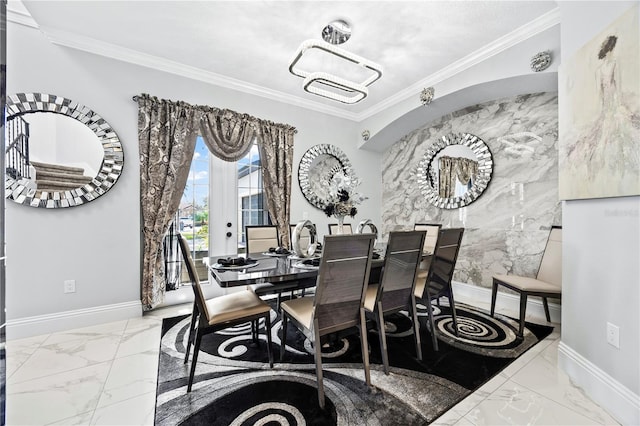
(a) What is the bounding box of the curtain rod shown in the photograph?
[131,94,297,133]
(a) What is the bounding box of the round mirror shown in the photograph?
[5,93,124,208]
[417,132,492,209]
[298,144,355,209]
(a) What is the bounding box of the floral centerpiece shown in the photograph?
[323,172,367,232]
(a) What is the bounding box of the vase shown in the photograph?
[335,215,345,234]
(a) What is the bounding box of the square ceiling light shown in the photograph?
[289,39,383,104]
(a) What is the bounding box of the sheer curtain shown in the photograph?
[138,94,200,309]
[138,94,296,309]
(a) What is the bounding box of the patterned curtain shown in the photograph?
[438,156,478,198]
[256,121,296,248]
[199,108,258,161]
[138,94,200,309]
[438,156,454,198]
[454,157,478,188]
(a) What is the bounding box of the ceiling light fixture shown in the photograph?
[289,21,383,105]
[322,19,352,45]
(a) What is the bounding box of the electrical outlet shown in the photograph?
[606,322,620,349]
[64,280,76,294]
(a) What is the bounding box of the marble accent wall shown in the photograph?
[382,92,561,289]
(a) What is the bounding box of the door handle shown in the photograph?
[226,232,232,238]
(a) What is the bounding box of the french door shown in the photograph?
[208,142,269,257]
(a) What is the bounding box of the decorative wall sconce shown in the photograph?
[420,87,435,105]
[530,51,552,72]
[361,130,370,141]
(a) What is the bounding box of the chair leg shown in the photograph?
[542,297,551,322]
[187,331,203,392]
[518,293,528,337]
[410,296,423,361]
[375,303,389,375]
[313,321,325,409]
[184,303,198,364]
[359,308,371,387]
[280,311,288,361]
[448,285,459,337]
[251,320,258,343]
[426,298,439,351]
[265,313,274,368]
[490,281,498,317]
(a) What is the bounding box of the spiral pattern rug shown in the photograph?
[154,301,553,425]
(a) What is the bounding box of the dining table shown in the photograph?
[208,251,386,289]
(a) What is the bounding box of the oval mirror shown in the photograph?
[417,132,492,209]
[298,144,355,209]
[5,93,124,208]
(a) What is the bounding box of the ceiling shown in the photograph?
[11,1,558,120]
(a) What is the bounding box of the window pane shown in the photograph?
[236,141,269,253]
[175,136,209,284]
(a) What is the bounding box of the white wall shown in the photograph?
[557,3,640,425]
[6,21,381,337]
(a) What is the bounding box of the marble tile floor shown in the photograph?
[5,301,620,426]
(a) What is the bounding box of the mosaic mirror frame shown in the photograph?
[298,144,355,209]
[417,132,492,209]
[5,93,124,208]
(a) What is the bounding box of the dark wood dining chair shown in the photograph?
[414,227,465,351]
[179,233,273,392]
[364,230,426,374]
[491,226,562,336]
[280,233,376,409]
[328,222,353,234]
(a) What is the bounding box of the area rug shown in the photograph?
[154,301,553,425]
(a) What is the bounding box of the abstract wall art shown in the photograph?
[559,5,639,200]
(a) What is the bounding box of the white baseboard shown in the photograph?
[452,280,561,323]
[6,300,142,340]
[558,342,640,425]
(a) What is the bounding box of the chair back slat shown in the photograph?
[414,223,442,254]
[378,231,426,312]
[178,233,210,321]
[427,228,464,298]
[246,225,279,254]
[313,234,374,334]
[536,226,562,289]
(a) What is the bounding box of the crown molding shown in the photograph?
[354,6,561,121]
[6,4,39,28]
[36,25,361,121]
[12,6,559,124]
